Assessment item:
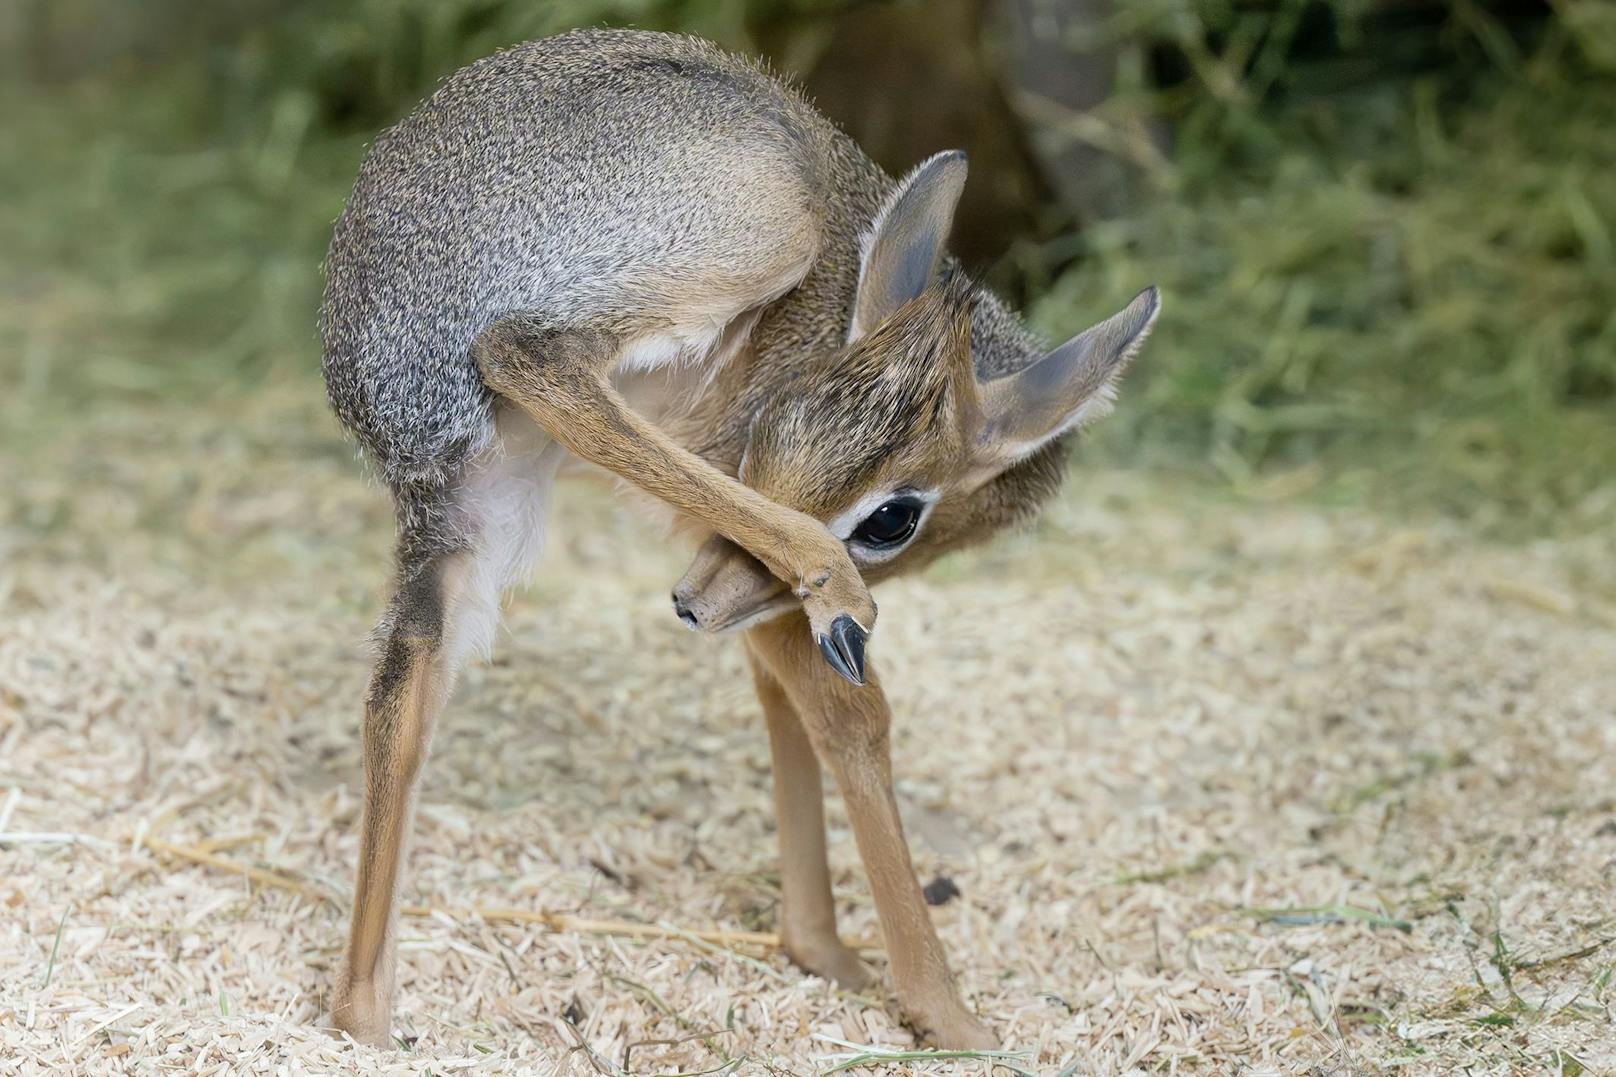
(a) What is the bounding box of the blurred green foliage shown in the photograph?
[3,0,1613,532]
[1037,3,1616,526]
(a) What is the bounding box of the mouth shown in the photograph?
[672,534,798,635]
[692,593,799,635]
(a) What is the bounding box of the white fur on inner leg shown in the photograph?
[441,407,564,670]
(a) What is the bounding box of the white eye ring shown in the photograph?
[850,496,924,548]
[829,487,940,563]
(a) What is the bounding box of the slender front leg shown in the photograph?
[747,649,871,989]
[329,553,466,1047]
[748,615,997,1049]
[472,318,876,680]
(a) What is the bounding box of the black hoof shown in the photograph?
[817,615,867,686]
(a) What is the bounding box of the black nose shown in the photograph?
[671,592,700,630]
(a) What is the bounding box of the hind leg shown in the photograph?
[330,414,561,1046]
[329,548,469,1046]
[474,319,878,682]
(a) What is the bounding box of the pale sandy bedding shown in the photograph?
[3,431,1614,1074]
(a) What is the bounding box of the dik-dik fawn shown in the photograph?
[321,28,1157,1050]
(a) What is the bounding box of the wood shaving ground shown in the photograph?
[3,437,1614,1074]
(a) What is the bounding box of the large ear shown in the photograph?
[976,286,1160,467]
[847,150,969,342]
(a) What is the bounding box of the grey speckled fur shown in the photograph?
[318,33,1151,1048]
[320,28,1042,497]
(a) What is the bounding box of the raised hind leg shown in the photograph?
[473,319,878,684]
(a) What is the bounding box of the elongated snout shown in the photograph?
[671,534,795,634]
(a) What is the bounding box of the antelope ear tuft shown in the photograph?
[848,150,968,342]
[976,286,1160,467]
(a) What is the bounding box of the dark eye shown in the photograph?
[851,498,923,549]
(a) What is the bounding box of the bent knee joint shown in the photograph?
[366,569,447,710]
[472,319,614,396]
[363,636,439,779]
[367,633,436,708]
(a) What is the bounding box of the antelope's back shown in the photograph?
[319,29,834,488]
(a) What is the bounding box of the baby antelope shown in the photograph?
[320,28,1158,1050]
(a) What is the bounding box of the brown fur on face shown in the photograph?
[676,274,1072,627]
[324,28,1156,1052]
[745,270,1072,584]
[742,276,979,521]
